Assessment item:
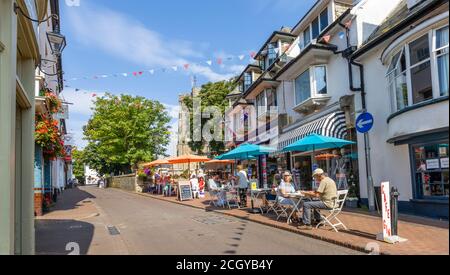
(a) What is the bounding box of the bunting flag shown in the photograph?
[345,19,352,29]
[64,49,268,83]
[322,35,331,44]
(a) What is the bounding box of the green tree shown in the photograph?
[72,147,86,184]
[83,93,171,175]
[183,80,237,156]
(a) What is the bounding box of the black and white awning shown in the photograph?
[277,111,348,150]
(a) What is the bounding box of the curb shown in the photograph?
[117,189,382,255]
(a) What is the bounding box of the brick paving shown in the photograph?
[134,191,449,255]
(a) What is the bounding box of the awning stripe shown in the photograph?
[277,111,348,150]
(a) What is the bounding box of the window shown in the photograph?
[295,69,311,105]
[244,72,252,91]
[413,142,449,198]
[256,89,277,117]
[267,43,278,68]
[315,66,327,94]
[312,18,320,39]
[386,26,449,113]
[387,49,408,111]
[435,26,449,96]
[320,8,329,32]
[304,26,311,47]
[295,66,328,106]
[409,34,433,104]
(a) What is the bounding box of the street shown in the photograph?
[36,186,363,255]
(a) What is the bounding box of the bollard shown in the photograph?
[390,187,400,236]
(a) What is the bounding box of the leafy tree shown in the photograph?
[72,147,86,184]
[83,93,171,175]
[183,80,237,155]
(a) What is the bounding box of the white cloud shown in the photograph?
[67,3,233,82]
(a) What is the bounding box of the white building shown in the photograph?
[351,0,449,219]
[84,166,100,185]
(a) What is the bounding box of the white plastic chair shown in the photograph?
[225,189,240,209]
[316,190,349,232]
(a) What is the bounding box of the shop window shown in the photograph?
[413,142,449,199]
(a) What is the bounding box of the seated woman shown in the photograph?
[277,171,296,205]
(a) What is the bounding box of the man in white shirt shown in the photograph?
[236,165,249,208]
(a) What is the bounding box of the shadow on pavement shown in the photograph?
[35,219,94,255]
[50,187,97,212]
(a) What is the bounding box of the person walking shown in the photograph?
[236,165,249,208]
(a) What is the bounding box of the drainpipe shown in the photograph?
[339,22,376,212]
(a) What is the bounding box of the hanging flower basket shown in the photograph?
[45,91,62,114]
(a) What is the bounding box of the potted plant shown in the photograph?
[345,183,359,208]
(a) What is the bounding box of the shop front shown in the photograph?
[393,130,449,219]
[277,111,359,194]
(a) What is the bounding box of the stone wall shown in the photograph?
[111,174,143,193]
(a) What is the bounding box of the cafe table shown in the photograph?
[285,192,305,225]
[249,188,273,213]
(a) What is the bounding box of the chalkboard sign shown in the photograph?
[178,182,193,201]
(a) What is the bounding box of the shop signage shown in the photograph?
[178,182,193,201]
[356,112,374,133]
[441,158,449,169]
[376,181,408,244]
[426,159,440,170]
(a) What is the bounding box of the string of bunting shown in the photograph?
[64,51,259,83]
[64,20,351,86]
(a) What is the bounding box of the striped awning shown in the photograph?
[277,112,348,150]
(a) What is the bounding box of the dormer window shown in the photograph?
[301,7,329,48]
[244,72,253,91]
[267,42,278,68]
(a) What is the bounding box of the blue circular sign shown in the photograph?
[356,112,374,133]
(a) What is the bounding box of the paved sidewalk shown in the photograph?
[133,191,449,255]
[35,188,130,255]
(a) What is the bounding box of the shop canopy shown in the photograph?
[216,143,276,160]
[283,134,355,153]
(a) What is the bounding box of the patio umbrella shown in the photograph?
[216,143,276,160]
[143,159,170,168]
[167,155,211,176]
[284,134,355,166]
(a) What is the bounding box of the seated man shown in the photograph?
[299,169,338,230]
[190,174,200,199]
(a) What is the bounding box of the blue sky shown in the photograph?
[61,0,317,155]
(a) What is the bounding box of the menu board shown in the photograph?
[441,158,449,169]
[178,182,193,201]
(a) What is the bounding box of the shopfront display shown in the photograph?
[413,141,449,198]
